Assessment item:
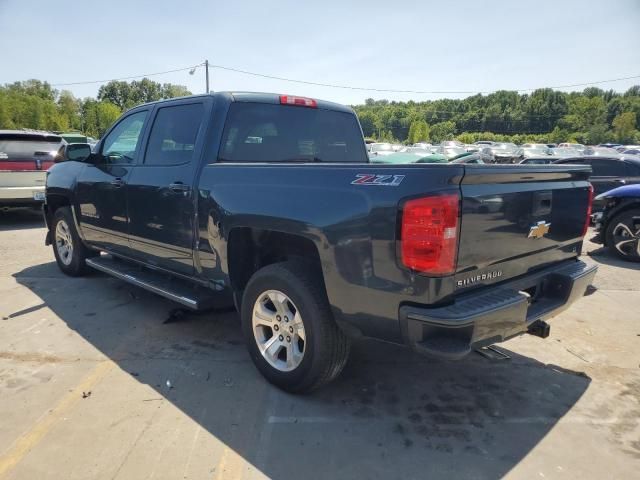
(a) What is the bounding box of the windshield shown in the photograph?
[219,103,368,163]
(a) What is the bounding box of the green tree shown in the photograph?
[407,119,430,143]
[98,78,191,110]
[612,112,637,143]
[357,111,377,138]
[82,100,122,138]
[560,95,607,132]
[429,121,456,143]
[57,90,82,131]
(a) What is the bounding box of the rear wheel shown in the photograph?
[605,209,640,262]
[241,261,350,393]
[52,207,96,276]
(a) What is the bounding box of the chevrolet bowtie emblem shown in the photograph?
[528,221,551,239]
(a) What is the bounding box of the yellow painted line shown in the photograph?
[0,360,115,478]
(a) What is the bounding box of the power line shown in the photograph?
[48,60,640,95]
[208,63,640,94]
[50,64,203,86]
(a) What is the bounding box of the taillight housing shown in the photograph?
[400,193,460,275]
[581,184,594,237]
[279,95,317,108]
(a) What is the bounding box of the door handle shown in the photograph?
[614,179,626,184]
[169,182,190,193]
[111,178,124,187]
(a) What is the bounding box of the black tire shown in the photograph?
[241,261,351,393]
[51,207,96,276]
[605,209,640,262]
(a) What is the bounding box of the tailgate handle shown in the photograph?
[531,191,552,216]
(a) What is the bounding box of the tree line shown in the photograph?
[0,79,191,138]
[0,78,639,145]
[355,86,640,145]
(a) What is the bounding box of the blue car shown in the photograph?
[591,184,640,261]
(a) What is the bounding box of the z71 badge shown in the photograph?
[351,174,405,186]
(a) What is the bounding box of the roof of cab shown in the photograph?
[133,91,353,113]
[228,92,353,113]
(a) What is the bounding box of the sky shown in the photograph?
[0,0,639,106]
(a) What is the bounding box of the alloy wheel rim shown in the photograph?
[252,290,306,372]
[612,221,640,258]
[55,220,74,266]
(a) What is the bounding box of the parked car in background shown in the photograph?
[400,147,437,156]
[591,184,640,262]
[554,155,640,209]
[558,143,586,152]
[621,148,640,156]
[371,152,448,164]
[598,143,622,149]
[522,143,550,150]
[550,147,582,158]
[441,140,464,148]
[519,157,555,165]
[412,142,432,149]
[0,130,65,208]
[477,147,495,163]
[367,142,395,157]
[450,153,484,164]
[474,140,494,146]
[442,146,468,160]
[59,132,89,144]
[585,146,621,157]
[490,142,522,163]
[521,144,551,158]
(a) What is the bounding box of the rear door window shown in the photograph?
[144,103,205,166]
[218,103,367,163]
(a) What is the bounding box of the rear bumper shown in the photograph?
[399,260,597,360]
[0,186,45,205]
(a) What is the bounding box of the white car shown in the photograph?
[0,131,64,208]
[367,142,395,157]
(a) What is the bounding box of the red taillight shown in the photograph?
[400,193,460,275]
[279,95,317,108]
[581,184,594,237]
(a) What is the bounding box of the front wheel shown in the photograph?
[241,261,350,393]
[52,207,96,276]
[605,210,640,262]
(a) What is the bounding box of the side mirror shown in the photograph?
[60,143,92,163]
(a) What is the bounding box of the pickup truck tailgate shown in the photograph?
[455,165,592,290]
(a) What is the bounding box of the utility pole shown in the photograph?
[205,59,210,94]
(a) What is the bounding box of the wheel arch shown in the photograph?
[603,200,640,245]
[227,227,327,307]
[43,193,72,245]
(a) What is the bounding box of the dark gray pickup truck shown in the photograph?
[43,92,597,392]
